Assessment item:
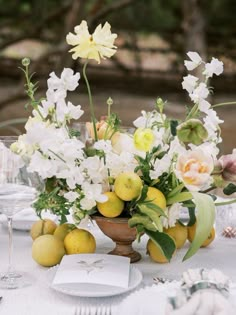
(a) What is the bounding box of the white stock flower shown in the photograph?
[106,151,136,177]
[190,83,209,104]
[161,203,181,229]
[175,148,214,191]
[64,191,79,202]
[81,156,106,183]
[203,109,223,143]
[184,52,202,71]
[47,68,80,92]
[204,57,224,78]
[46,87,66,104]
[182,75,199,94]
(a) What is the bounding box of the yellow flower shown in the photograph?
[134,128,154,152]
[66,20,117,63]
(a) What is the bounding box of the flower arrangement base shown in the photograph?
[92,216,141,263]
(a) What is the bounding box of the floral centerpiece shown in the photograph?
[12,20,236,262]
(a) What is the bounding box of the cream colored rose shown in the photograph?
[175,149,214,191]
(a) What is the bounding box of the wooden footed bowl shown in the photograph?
[92,215,141,263]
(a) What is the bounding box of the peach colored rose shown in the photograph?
[175,149,214,191]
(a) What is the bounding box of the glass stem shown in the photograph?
[7,216,14,273]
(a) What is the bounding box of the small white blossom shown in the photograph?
[47,68,80,92]
[150,155,171,179]
[204,57,224,78]
[190,83,209,104]
[94,140,113,153]
[161,203,181,228]
[198,99,211,113]
[64,191,80,202]
[80,182,108,210]
[182,75,199,94]
[184,52,202,71]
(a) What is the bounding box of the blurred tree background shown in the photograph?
[0,0,236,152]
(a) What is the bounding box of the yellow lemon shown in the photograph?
[30,219,57,240]
[114,172,143,201]
[32,234,65,267]
[188,222,215,247]
[147,239,174,263]
[97,191,124,218]
[164,222,187,249]
[64,228,96,254]
[54,223,75,241]
[146,187,166,210]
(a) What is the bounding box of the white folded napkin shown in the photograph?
[166,268,236,315]
[166,290,235,315]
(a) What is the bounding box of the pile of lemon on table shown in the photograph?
[31,220,96,267]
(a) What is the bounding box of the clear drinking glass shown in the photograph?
[0,136,42,289]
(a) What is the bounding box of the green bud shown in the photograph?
[22,58,30,66]
[107,97,113,106]
[177,119,208,145]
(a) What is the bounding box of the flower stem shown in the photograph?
[83,61,98,141]
[215,198,236,206]
[185,103,199,120]
[212,101,236,108]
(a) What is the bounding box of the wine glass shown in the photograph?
[0,136,42,289]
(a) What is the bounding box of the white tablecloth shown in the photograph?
[0,223,236,315]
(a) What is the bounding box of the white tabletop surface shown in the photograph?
[0,221,236,315]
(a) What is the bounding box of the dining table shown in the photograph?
[0,218,236,315]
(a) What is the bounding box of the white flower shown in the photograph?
[27,151,60,179]
[198,99,211,113]
[133,110,164,129]
[150,155,171,179]
[64,191,79,202]
[46,88,66,104]
[111,132,136,155]
[93,140,113,153]
[47,68,80,92]
[184,52,202,71]
[175,148,214,191]
[204,57,224,78]
[56,100,84,123]
[161,203,181,228]
[190,83,209,104]
[35,99,55,119]
[203,109,224,143]
[182,75,199,94]
[80,182,108,210]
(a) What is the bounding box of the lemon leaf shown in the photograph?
[145,229,176,262]
[167,191,192,205]
[183,192,215,261]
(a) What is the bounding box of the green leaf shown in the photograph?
[170,120,178,136]
[167,183,185,199]
[223,183,236,195]
[139,202,166,217]
[145,229,176,262]
[183,192,215,261]
[138,204,163,232]
[187,207,196,226]
[167,191,192,205]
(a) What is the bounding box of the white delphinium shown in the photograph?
[184,52,202,71]
[161,203,181,229]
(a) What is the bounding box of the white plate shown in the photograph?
[47,265,143,298]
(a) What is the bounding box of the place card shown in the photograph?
[53,254,130,288]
